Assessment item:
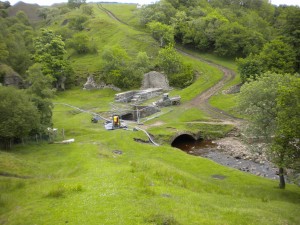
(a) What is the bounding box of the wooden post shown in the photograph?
[62,129,65,140]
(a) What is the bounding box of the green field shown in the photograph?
[1,87,300,225]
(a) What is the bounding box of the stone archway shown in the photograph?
[171,134,196,147]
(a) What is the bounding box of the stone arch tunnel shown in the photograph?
[171,132,202,150]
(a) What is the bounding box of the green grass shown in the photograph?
[175,45,243,116]
[148,122,234,144]
[102,3,141,27]
[47,3,159,76]
[1,88,300,225]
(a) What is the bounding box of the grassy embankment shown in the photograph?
[1,4,300,225]
[1,87,300,225]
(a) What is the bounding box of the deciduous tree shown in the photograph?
[33,29,74,89]
[238,72,300,188]
[147,21,174,47]
[0,87,40,149]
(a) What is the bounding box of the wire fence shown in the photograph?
[20,128,66,145]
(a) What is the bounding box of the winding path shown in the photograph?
[176,49,242,126]
[98,5,243,128]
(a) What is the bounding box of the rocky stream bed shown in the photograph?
[173,137,279,180]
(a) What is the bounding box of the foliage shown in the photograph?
[0,1,10,9]
[0,14,34,76]
[139,0,176,25]
[237,54,264,83]
[0,87,40,149]
[68,15,88,31]
[33,29,74,90]
[101,45,145,89]
[68,33,93,54]
[275,6,300,72]
[271,77,300,186]
[238,72,300,188]
[237,39,296,82]
[68,0,86,9]
[157,45,194,88]
[26,64,55,131]
[259,39,296,74]
[80,4,93,15]
[147,21,174,47]
[134,51,151,73]
[139,0,299,60]
[169,62,194,88]
[157,45,181,74]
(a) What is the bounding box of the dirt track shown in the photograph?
[176,48,242,125]
[97,7,279,180]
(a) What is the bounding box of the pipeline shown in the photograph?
[53,103,159,146]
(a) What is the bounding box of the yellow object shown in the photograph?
[113,116,119,126]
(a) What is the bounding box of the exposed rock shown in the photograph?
[83,75,98,89]
[222,83,242,94]
[83,75,120,91]
[142,71,170,90]
[0,64,23,87]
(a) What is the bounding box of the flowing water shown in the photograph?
[172,138,278,180]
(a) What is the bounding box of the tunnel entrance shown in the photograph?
[120,113,134,121]
[171,134,216,155]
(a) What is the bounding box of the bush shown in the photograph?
[168,63,194,88]
[68,15,88,31]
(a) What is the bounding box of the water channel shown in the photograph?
[171,136,278,180]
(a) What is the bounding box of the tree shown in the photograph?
[0,1,10,9]
[157,45,182,74]
[259,39,296,74]
[0,87,40,149]
[26,64,55,131]
[147,21,174,47]
[33,29,74,89]
[0,39,8,62]
[68,0,86,9]
[16,11,30,26]
[271,78,300,188]
[237,54,264,83]
[214,22,247,56]
[238,72,300,188]
[102,45,130,72]
[80,4,93,15]
[237,39,297,82]
[68,15,88,31]
[134,52,151,73]
[68,33,90,54]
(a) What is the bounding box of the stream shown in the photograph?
[172,139,278,180]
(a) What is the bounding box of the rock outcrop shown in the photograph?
[141,71,170,90]
[0,64,23,87]
[83,75,120,91]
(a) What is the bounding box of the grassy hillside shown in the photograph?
[1,88,300,225]
[42,3,159,79]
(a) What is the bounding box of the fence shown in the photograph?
[19,128,66,145]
